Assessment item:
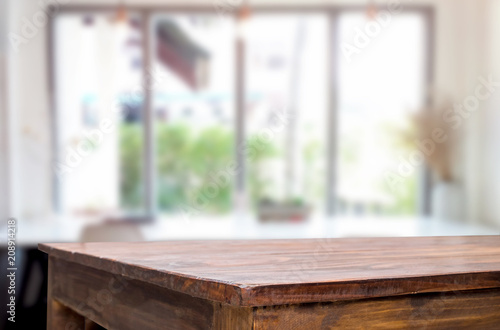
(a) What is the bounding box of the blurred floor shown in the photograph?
[3,216,496,246]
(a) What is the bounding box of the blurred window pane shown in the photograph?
[336,12,426,215]
[53,10,427,220]
[55,13,145,215]
[152,15,235,216]
[245,14,328,218]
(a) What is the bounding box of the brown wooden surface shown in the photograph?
[40,236,500,307]
[252,288,500,329]
[47,256,500,329]
[48,298,85,330]
[49,257,217,329]
[48,256,256,329]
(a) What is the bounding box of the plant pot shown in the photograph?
[431,182,463,221]
[257,204,311,223]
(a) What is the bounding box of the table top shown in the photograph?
[39,236,500,306]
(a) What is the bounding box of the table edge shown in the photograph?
[39,241,500,307]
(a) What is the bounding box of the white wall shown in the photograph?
[436,0,500,228]
[477,0,500,227]
[6,0,52,219]
[0,0,10,220]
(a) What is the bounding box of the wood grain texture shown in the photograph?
[49,256,257,329]
[49,256,216,330]
[47,249,86,330]
[39,236,500,306]
[213,303,253,329]
[48,299,85,330]
[48,252,500,330]
[252,288,500,329]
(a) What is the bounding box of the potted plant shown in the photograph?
[257,197,311,222]
[406,96,462,220]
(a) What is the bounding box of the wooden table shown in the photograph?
[39,236,500,329]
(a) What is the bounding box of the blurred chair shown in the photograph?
[79,222,144,242]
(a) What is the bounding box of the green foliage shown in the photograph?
[120,121,416,216]
[156,124,193,211]
[120,123,239,214]
[185,126,234,213]
[119,123,143,210]
[245,135,280,207]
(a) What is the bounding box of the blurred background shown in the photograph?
[1,0,500,328]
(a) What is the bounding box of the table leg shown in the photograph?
[85,318,105,330]
[47,299,85,330]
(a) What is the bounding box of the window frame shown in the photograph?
[47,4,434,219]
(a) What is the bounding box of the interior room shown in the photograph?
[1,0,500,328]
